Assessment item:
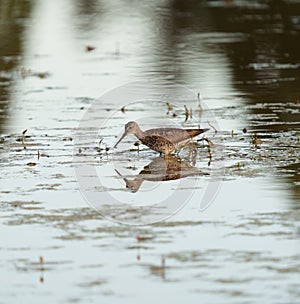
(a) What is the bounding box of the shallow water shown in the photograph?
[0,0,300,303]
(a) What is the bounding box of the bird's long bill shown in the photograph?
[114,131,127,148]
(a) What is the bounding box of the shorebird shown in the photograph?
[114,121,209,155]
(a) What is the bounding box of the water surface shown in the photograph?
[0,0,300,303]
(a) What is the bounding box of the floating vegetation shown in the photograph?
[15,129,29,149]
[21,68,50,79]
[197,92,203,111]
[136,234,155,242]
[9,200,43,210]
[166,102,173,114]
[289,148,295,155]
[134,141,140,153]
[85,45,95,52]
[207,121,217,134]
[62,137,73,141]
[164,102,178,117]
[22,129,27,144]
[197,137,213,147]
[251,133,262,147]
[184,105,192,122]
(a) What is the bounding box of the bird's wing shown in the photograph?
[144,128,204,144]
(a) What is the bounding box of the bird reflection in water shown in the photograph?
[115,155,208,193]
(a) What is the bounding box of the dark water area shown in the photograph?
[0,0,300,303]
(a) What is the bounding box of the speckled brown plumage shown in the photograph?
[114,121,209,155]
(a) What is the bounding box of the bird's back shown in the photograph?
[144,127,205,145]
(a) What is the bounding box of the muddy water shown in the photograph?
[1,0,300,303]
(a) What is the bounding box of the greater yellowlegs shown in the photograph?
[114,121,209,155]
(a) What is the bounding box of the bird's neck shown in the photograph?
[134,126,144,140]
